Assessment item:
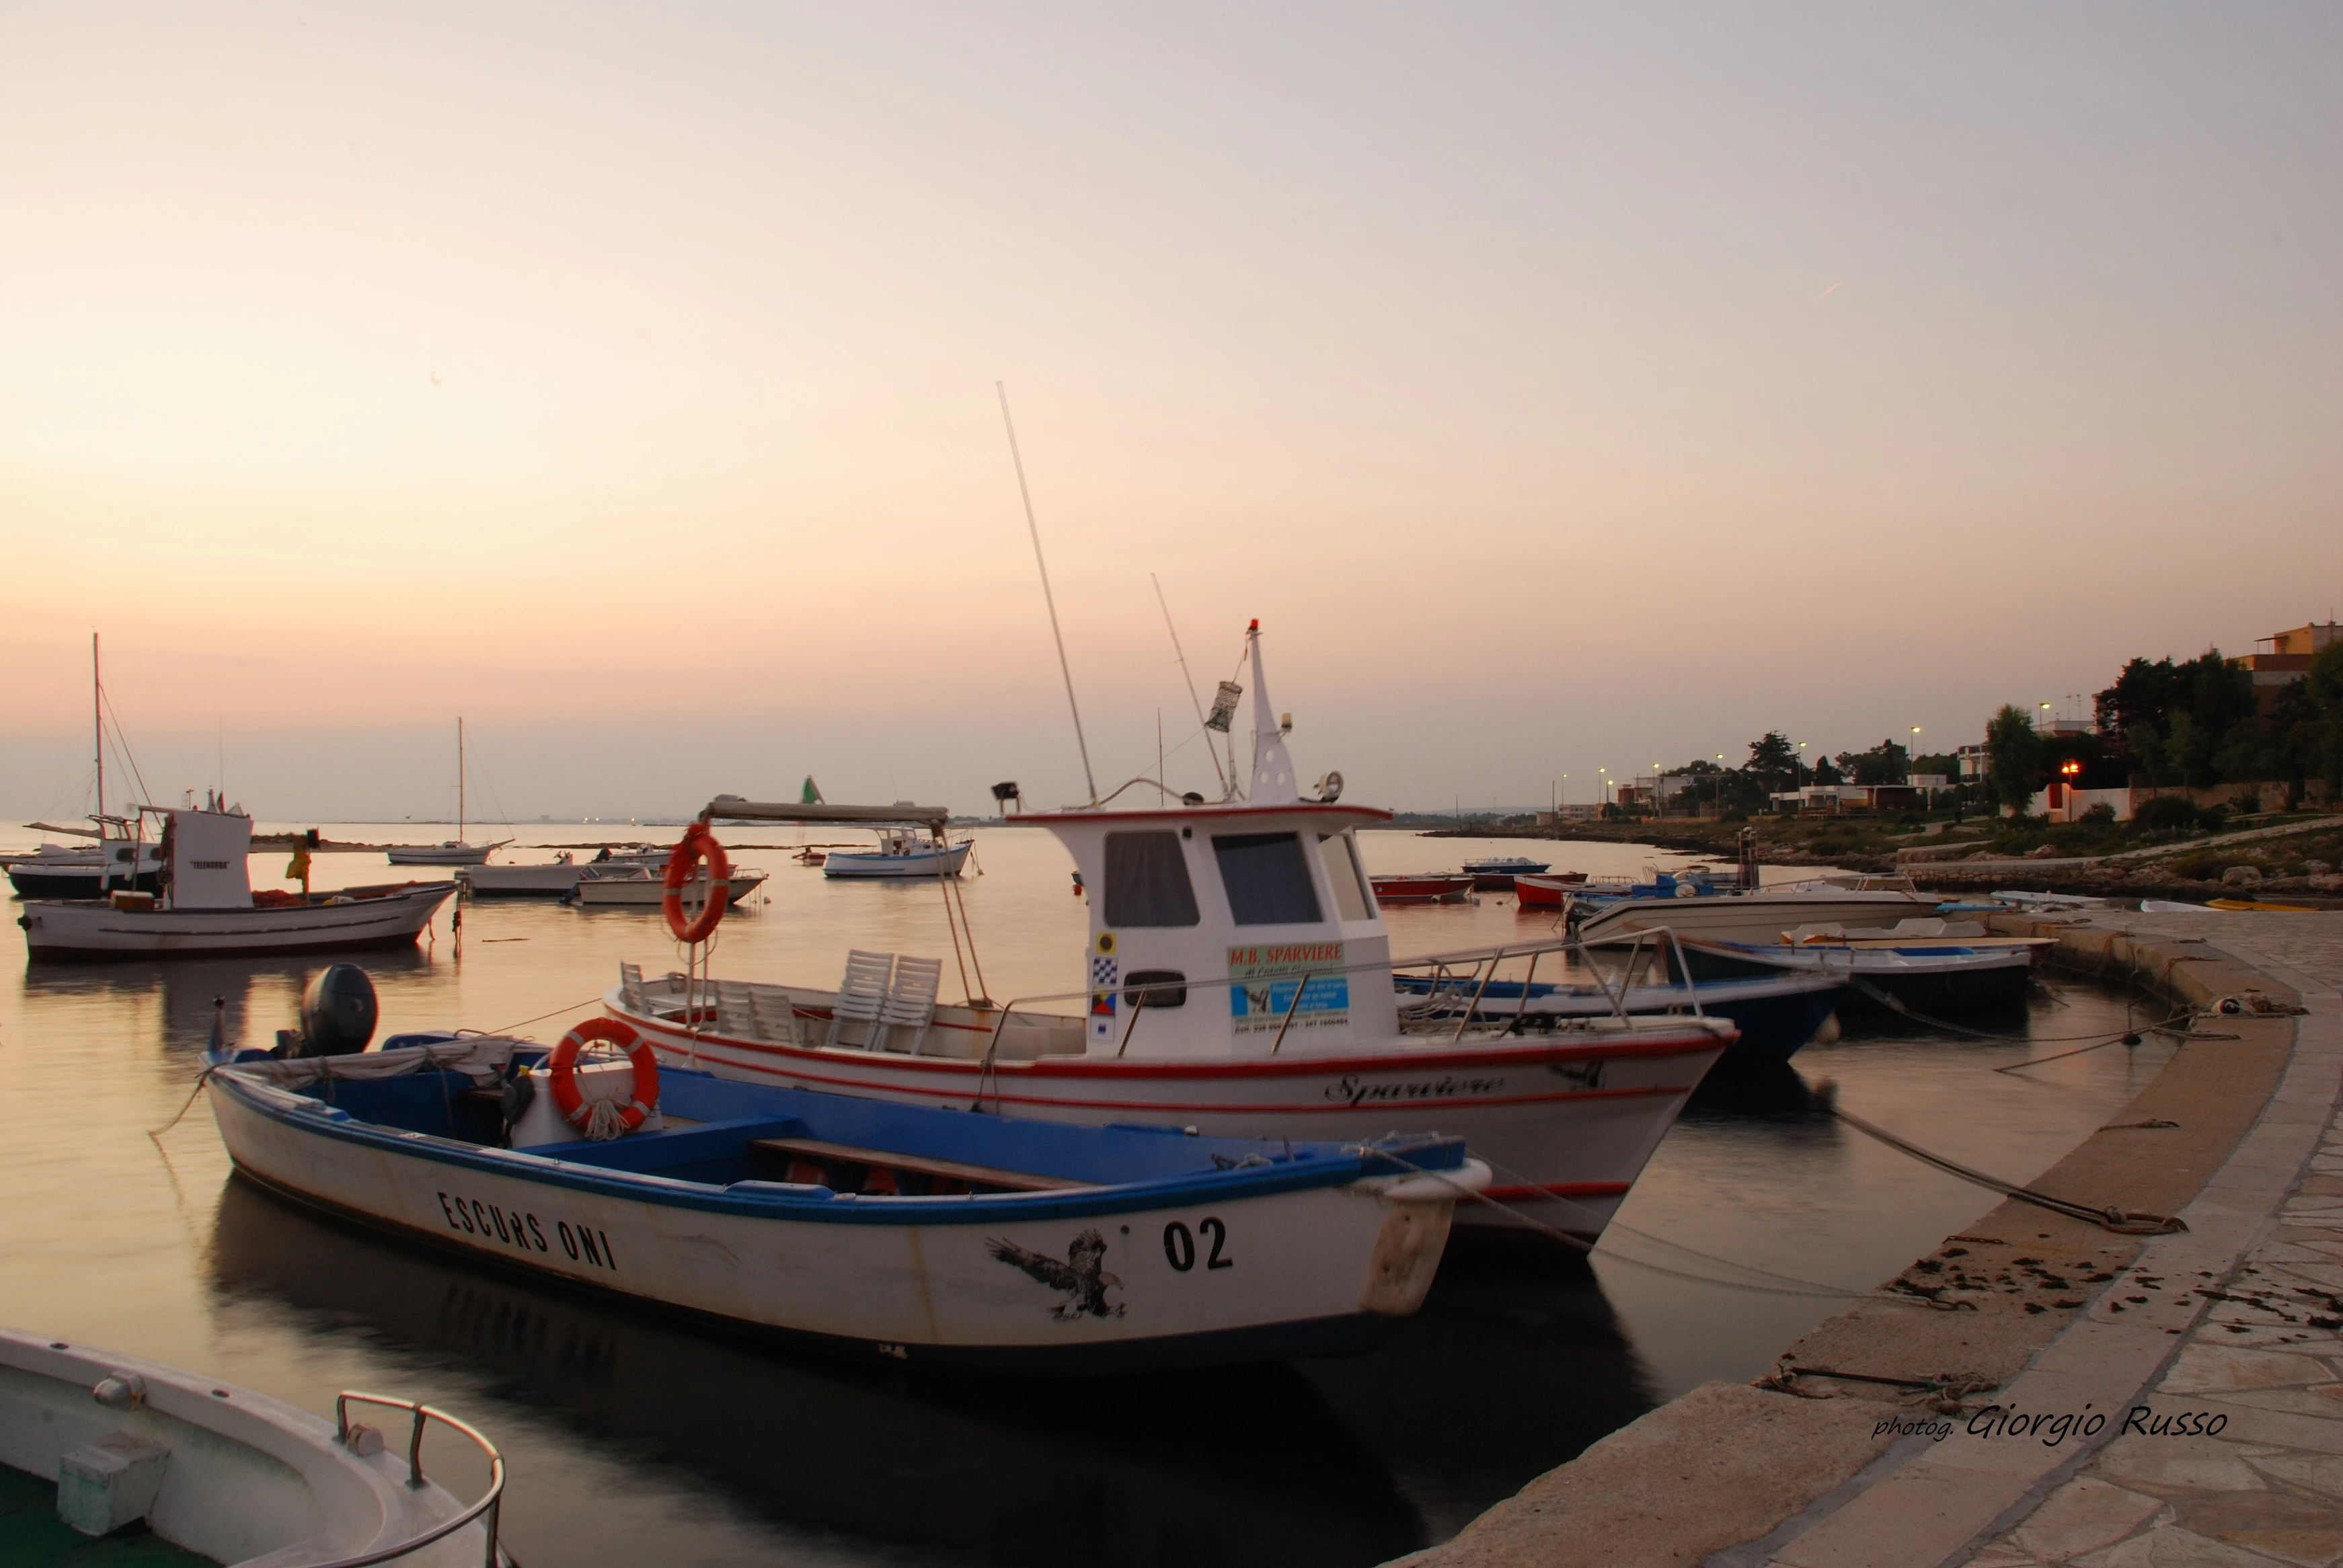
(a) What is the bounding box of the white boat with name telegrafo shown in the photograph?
[204,1023,1486,1373]
[17,804,455,960]
[603,622,1734,1239]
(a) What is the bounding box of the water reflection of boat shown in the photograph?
[204,1177,1430,1568]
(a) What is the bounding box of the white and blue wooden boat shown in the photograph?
[1391,971,1847,1063]
[205,1030,1486,1374]
[1670,936,2038,1012]
[821,830,972,880]
[0,1327,502,1566]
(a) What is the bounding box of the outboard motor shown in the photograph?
[285,964,378,1056]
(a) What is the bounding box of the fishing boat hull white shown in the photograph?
[822,840,972,879]
[609,980,1730,1238]
[1393,972,1847,1063]
[0,1327,495,1567]
[206,1040,1484,1372]
[20,883,455,960]
[1675,937,2038,1012]
[574,869,769,908]
[459,861,582,897]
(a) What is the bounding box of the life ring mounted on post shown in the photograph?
[663,821,732,943]
[548,1017,660,1141]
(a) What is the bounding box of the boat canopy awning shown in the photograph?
[699,795,952,830]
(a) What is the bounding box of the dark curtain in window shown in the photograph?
[1103,832,1200,927]
[1212,832,1323,926]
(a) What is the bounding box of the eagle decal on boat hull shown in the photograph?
[988,1229,1126,1320]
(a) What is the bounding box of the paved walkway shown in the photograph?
[1961,914,2343,1567]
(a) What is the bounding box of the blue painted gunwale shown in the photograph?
[208,1058,1467,1228]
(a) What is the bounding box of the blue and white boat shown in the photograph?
[206,1026,1486,1374]
[1670,935,2039,1013]
[1391,971,1847,1064]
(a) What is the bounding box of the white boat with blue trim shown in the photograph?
[820,830,972,879]
[205,1024,1486,1372]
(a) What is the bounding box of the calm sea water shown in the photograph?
[0,824,2174,1566]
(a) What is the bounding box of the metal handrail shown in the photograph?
[321,1392,507,1568]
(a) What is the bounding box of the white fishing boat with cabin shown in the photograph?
[603,623,1734,1239]
[821,829,973,880]
[17,803,455,960]
[574,865,769,908]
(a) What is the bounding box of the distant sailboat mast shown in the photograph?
[457,717,466,845]
[91,633,104,825]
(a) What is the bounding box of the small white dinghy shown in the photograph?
[0,1327,502,1566]
[205,1024,1486,1373]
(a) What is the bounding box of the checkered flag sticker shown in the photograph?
[1090,955,1118,989]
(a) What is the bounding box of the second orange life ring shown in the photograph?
[547,1017,660,1140]
[662,822,732,943]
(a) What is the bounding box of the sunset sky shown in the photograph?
[3,4,2338,822]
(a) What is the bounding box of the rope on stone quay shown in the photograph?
[1368,1150,1949,1307]
[1820,1091,2188,1236]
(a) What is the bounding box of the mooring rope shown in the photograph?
[1822,1095,2186,1235]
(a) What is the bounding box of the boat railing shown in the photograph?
[324,1392,508,1568]
[962,931,1714,1109]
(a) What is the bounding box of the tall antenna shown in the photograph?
[997,383,1096,803]
[1151,572,1227,793]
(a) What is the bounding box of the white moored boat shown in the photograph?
[0,1326,502,1565]
[574,866,769,908]
[1573,873,1941,945]
[17,805,455,961]
[205,1029,1484,1372]
[821,830,972,879]
[385,718,510,865]
[605,623,1734,1239]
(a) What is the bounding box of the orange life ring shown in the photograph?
[548,1017,660,1139]
[662,822,732,943]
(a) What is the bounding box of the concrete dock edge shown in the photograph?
[1389,916,2340,1568]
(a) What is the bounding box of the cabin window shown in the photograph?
[1212,832,1323,926]
[1102,832,1200,927]
[1317,832,1373,922]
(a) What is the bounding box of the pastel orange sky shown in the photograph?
[4,5,2338,820]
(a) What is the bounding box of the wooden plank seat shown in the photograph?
[745,1136,1089,1195]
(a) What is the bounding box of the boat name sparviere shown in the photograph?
[1325,1073,1506,1107]
[435,1189,620,1272]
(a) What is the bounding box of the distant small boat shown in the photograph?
[387,716,509,865]
[822,830,972,880]
[386,839,505,866]
[1,1327,500,1563]
[575,867,769,907]
[1512,872,1588,909]
[3,828,163,899]
[794,848,827,866]
[1671,936,2037,1012]
[1370,873,1474,904]
[1459,855,1548,890]
[461,845,667,898]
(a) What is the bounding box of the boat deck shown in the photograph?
[0,1464,213,1566]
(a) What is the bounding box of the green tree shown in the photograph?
[1744,732,1805,795]
[1985,705,2043,814]
[1836,739,1911,786]
[2303,641,2343,793]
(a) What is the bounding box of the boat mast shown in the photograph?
[997,383,1098,805]
[91,632,104,826]
[457,717,465,844]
